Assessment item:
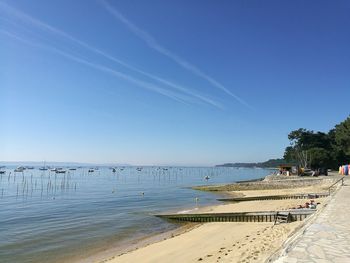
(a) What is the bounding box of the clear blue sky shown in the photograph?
[0,0,349,166]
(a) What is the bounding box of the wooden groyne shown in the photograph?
[217,193,329,202]
[155,210,315,223]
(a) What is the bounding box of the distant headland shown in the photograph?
[215,158,292,168]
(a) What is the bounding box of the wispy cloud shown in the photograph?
[100,0,251,108]
[0,1,222,109]
[126,67,224,109]
[0,29,193,104]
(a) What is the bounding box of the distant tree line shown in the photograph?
[284,115,350,169]
[216,158,290,168]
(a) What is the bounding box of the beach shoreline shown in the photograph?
[74,222,200,263]
[95,173,341,263]
[75,176,271,263]
[76,173,276,263]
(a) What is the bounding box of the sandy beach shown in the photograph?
[106,222,300,263]
[101,175,338,263]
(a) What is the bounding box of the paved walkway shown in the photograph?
[276,178,350,263]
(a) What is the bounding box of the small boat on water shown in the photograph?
[55,170,66,174]
[0,170,5,174]
[112,168,116,173]
[14,166,25,172]
[88,169,94,173]
[39,161,48,171]
[69,168,77,171]
[26,166,34,170]
[204,176,210,180]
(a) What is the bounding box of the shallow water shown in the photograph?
[0,166,271,263]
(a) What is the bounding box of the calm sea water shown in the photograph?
[0,166,271,263]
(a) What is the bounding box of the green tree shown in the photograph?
[333,116,350,164]
[284,129,333,168]
[308,147,332,168]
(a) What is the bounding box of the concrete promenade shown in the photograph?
[275,178,350,263]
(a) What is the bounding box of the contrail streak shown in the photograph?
[100,0,251,108]
[0,29,192,104]
[0,1,222,109]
